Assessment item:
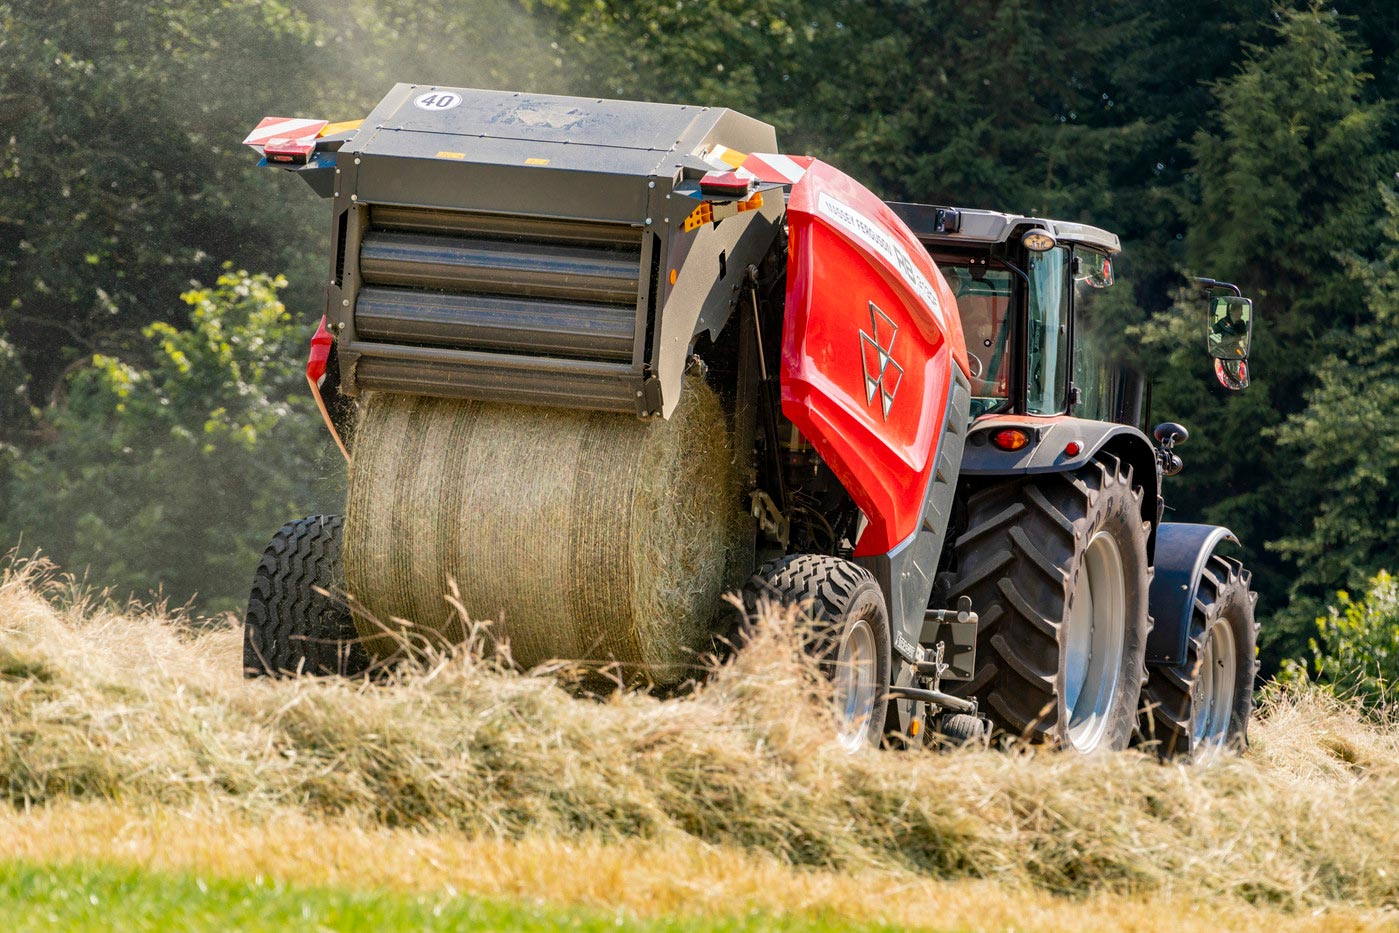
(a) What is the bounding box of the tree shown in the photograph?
[1271,188,1399,633]
[1144,3,1396,667]
[0,0,570,414]
[0,269,342,611]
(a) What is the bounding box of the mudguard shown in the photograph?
[782,160,970,660]
[961,415,1160,547]
[1146,523,1238,666]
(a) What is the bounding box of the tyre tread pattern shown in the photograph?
[941,455,1152,748]
[1140,554,1258,758]
[745,554,891,744]
[243,515,368,678]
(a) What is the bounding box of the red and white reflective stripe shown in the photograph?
[243,117,328,152]
[743,152,812,186]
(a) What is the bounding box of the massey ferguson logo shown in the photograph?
[860,301,903,419]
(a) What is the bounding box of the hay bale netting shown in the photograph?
[343,379,743,684]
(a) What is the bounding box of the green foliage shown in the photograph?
[1302,572,1399,709]
[1144,3,1397,666]
[0,269,341,611]
[1272,187,1399,630]
[0,0,568,407]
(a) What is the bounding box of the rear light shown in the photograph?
[991,429,1031,452]
[1064,441,1082,456]
[699,170,753,198]
[264,136,316,164]
[306,316,334,386]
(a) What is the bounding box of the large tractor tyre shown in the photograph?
[746,554,892,751]
[941,454,1151,752]
[1140,555,1258,760]
[243,515,369,678]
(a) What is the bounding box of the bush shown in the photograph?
[0,269,342,612]
[1305,572,1399,709]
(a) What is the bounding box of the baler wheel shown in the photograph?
[940,454,1151,752]
[747,554,892,751]
[1140,555,1257,759]
[243,515,369,678]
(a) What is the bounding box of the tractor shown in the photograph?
[241,87,1257,758]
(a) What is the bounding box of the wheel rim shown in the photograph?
[1063,531,1128,752]
[1191,618,1237,754]
[833,618,878,752]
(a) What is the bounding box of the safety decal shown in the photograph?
[817,191,942,318]
[242,117,329,153]
[695,147,814,187]
[414,91,462,111]
[743,152,812,186]
[860,301,903,420]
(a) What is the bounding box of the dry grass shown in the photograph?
[2,555,1398,927]
[0,803,1386,932]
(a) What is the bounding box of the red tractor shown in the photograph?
[242,88,1257,758]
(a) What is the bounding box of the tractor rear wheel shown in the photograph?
[939,455,1151,751]
[747,554,891,751]
[1140,555,1257,759]
[243,515,369,678]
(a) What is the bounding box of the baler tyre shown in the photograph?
[1140,555,1258,760]
[941,454,1151,752]
[746,554,891,751]
[243,515,369,678]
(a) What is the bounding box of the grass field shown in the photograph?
[2,556,1397,930]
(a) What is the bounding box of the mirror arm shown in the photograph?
[1195,276,1242,297]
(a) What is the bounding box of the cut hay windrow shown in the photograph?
[1,558,1397,919]
[343,378,741,683]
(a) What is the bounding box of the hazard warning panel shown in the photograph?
[242,117,329,154]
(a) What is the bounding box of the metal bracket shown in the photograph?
[749,489,790,548]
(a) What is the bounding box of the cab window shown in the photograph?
[937,263,1014,418]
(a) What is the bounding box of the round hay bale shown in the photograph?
[343,380,741,683]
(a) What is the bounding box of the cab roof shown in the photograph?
[887,201,1121,255]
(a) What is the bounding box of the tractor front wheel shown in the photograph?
[1140,555,1257,759]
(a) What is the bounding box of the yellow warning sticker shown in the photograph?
[525,157,550,166]
[436,151,466,160]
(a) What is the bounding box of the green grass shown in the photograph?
[0,861,901,933]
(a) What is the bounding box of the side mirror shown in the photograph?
[1207,295,1252,360]
[1206,294,1252,391]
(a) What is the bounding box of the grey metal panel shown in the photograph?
[856,367,973,666]
[372,87,708,153]
[354,155,653,223]
[370,206,642,247]
[1146,524,1238,666]
[653,199,784,418]
[355,288,634,362]
[348,341,640,412]
[359,230,640,304]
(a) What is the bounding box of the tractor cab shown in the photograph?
[889,202,1253,428]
